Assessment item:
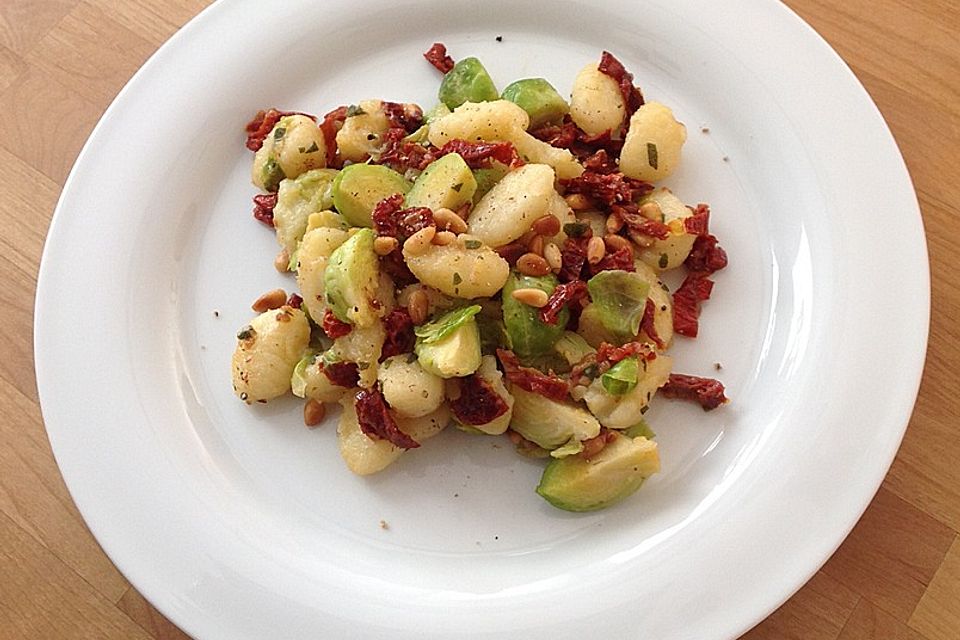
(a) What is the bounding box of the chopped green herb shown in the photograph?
[658,253,669,268]
[274,127,286,140]
[346,104,367,117]
[304,141,319,153]
[236,326,256,340]
[357,362,370,371]
[647,143,659,169]
[464,239,482,250]
[453,272,463,285]
[563,221,590,238]
[452,182,463,192]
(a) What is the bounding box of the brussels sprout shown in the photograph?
[623,419,656,440]
[471,165,509,203]
[501,78,569,128]
[424,102,452,124]
[601,357,640,396]
[536,433,660,512]
[331,164,411,227]
[586,270,650,339]
[438,57,499,109]
[509,386,600,450]
[502,272,566,359]
[290,349,318,398]
[323,228,380,327]
[554,331,595,366]
[273,169,339,256]
[414,306,483,378]
[584,353,673,429]
[405,153,477,211]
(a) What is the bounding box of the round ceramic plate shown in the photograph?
[34,0,928,638]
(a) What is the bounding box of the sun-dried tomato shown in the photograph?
[371,193,434,242]
[318,105,349,167]
[245,108,315,152]
[539,280,589,325]
[582,149,618,174]
[449,375,510,425]
[617,204,671,240]
[562,171,651,207]
[381,308,415,359]
[596,341,656,365]
[529,118,624,161]
[436,139,523,169]
[558,237,589,282]
[661,373,728,410]
[639,298,665,349]
[496,349,569,401]
[683,204,711,236]
[597,51,645,119]
[321,362,360,388]
[252,193,277,227]
[685,233,728,276]
[377,127,438,174]
[529,120,580,148]
[423,42,455,74]
[321,309,353,338]
[383,101,423,134]
[286,293,303,309]
[379,250,418,287]
[355,387,420,449]
[673,274,715,338]
[495,242,528,267]
[588,246,635,276]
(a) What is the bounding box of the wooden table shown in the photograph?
[1,1,957,638]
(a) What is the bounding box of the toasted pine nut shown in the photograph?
[629,231,655,247]
[544,242,563,271]
[304,399,326,427]
[511,287,549,308]
[252,288,287,313]
[445,378,462,401]
[516,252,551,277]
[403,225,436,255]
[639,201,663,220]
[580,433,609,460]
[433,207,468,234]
[605,213,624,234]
[604,234,633,254]
[564,194,592,210]
[433,230,456,245]
[408,288,429,325]
[373,236,398,255]
[532,214,561,237]
[274,249,290,272]
[275,308,293,322]
[586,236,606,265]
[528,234,545,256]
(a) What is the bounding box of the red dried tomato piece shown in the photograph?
[558,237,589,283]
[582,149,618,174]
[496,242,528,267]
[356,387,420,449]
[496,349,569,401]
[529,120,579,148]
[685,234,728,276]
[371,193,434,242]
[617,205,671,240]
[318,105,349,167]
[379,250,418,287]
[661,373,728,410]
[436,139,523,169]
[597,51,645,118]
[245,108,311,152]
[639,298,665,349]
[449,375,510,425]
[380,308,415,359]
[321,309,353,338]
[423,42,455,74]
[252,193,277,227]
[562,171,651,207]
[383,101,423,133]
[539,280,589,325]
[596,341,656,365]
[683,204,711,236]
[322,362,360,388]
[377,127,438,174]
[587,246,635,276]
[286,293,303,309]
[673,274,715,338]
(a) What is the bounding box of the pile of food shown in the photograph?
[231,43,728,512]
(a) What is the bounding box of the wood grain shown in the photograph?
[0,1,957,639]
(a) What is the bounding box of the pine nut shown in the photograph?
[445,378,462,401]
[274,248,290,272]
[564,194,592,210]
[639,202,663,220]
[516,252,551,277]
[373,236,398,255]
[605,213,624,234]
[528,234,545,256]
[580,433,608,460]
[433,230,456,245]
[403,225,436,255]
[304,399,326,427]
[252,288,287,312]
[408,289,429,325]
[544,242,563,271]
[604,234,633,254]
[433,207,468,234]
[511,287,549,308]
[586,236,606,265]
[532,214,561,237]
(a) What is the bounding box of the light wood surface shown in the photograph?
[0,1,956,638]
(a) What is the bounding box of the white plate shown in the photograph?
[34,0,928,638]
